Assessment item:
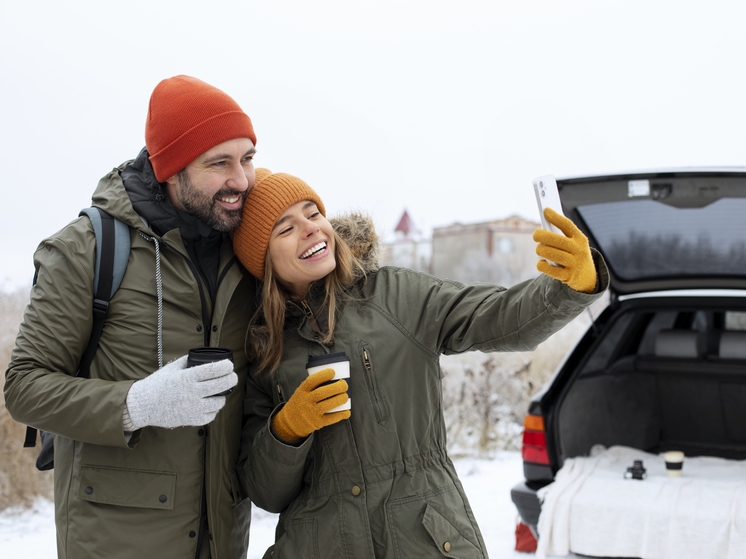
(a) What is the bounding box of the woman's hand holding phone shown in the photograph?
[533,208,597,294]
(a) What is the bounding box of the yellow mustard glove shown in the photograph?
[532,208,597,293]
[272,368,350,442]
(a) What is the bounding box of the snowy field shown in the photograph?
[0,451,583,559]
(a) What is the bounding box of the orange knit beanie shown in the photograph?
[145,75,257,182]
[232,168,326,280]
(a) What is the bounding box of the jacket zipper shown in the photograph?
[195,426,209,559]
[361,346,387,424]
[300,300,324,340]
[277,383,285,404]
[216,256,238,290]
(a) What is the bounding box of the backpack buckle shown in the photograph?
[92,298,110,319]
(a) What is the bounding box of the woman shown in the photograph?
[234,169,608,559]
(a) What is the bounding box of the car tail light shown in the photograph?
[522,414,550,465]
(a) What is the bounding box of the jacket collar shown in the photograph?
[120,147,222,244]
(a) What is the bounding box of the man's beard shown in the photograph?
[175,169,247,232]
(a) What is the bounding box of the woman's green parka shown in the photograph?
[4,162,255,559]
[237,213,609,559]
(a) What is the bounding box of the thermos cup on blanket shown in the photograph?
[664,451,684,478]
[187,347,234,396]
[306,351,351,413]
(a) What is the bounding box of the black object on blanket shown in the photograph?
[624,460,647,480]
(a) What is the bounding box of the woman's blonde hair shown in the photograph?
[246,229,363,375]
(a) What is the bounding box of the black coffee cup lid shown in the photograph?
[306,351,349,369]
[187,347,233,367]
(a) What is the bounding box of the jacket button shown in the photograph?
[198,429,205,436]
[159,495,167,503]
[212,325,218,332]
[209,534,213,541]
[189,531,196,538]
[85,487,93,495]
[351,486,361,496]
[444,542,451,552]
[196,325,203,333]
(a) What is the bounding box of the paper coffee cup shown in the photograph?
[306,352,351,413]
[664,451,684,478]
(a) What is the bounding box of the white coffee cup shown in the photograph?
[306,351,351,413]
[664,451,684,478]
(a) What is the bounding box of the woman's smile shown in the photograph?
[300,241,328,260]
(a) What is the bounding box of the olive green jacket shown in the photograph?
[4,162,255,559]
[238,215,609,559]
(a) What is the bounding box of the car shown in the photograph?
[510,168,746,549]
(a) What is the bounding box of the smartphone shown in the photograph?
[532,174,565,236]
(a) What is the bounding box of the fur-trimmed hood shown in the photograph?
[329,211,381,276]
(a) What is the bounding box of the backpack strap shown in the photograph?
[76,208,131,378]
[23,208,130,450]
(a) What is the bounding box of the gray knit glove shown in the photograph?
[125,355,237,430]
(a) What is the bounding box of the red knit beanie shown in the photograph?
[145,75,257,182]
[232,168,326,280]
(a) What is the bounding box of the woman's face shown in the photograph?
[268,200,336,299]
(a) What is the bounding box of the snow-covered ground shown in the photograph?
[0,451,579,558]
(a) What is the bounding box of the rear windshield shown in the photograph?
[578,198,746,281]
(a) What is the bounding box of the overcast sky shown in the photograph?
[2,0,745,289]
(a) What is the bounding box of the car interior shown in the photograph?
[555,305,746,465]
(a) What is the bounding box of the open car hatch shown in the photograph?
[555,168,746,296]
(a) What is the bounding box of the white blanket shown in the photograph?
[536,446,746,559]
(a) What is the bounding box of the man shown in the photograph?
[4,75,257,559]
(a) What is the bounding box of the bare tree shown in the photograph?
[0,287,53,511]
[441,313,591,457]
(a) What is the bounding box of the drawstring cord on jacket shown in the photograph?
[139,232,164,368]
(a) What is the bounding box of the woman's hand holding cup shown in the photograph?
[272,369,350,442]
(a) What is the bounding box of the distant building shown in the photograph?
[382,210,540,286]
[380,210,432,273]
[431,214,540,285]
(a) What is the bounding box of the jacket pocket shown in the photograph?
[274,518,319,558]
[388,486,483,559]
[77,465,176,510]
[422,504,481,558]
[358,341,389,424]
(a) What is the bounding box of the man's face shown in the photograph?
[164,138,256,232]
